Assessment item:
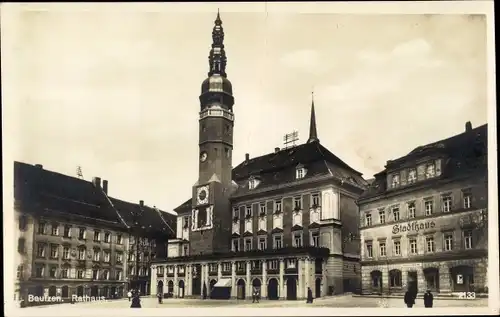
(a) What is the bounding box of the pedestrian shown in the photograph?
[130,293,141,308]
[252,287,257,303]
[256,288,260,303]
[127,290,132,302]
[157,292,163,304]
[306,287,314,304]
[423,289,434,308]
[404,289,415,308]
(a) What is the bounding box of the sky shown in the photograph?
[2,3,492,214]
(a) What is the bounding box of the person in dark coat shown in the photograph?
[157,292,163,304]
[130,294,141,308]
[423,289,434,308]
[404,289,415,308]
[306,287,314,304]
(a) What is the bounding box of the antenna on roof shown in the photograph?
[76,166,84,179]
[283,131,299,149]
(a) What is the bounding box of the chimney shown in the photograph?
[34,164,43,169]
[274,147,280,153]
[245,153,250,161]
[102,180,108,194]
[465,121,472,132]
[92,177,101,188]
[139,200,144,207]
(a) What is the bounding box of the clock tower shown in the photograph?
[190,11,235,255]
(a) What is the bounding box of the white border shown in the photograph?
[2,1,498,316]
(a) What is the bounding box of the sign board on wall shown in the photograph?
[392,221,436,235]
[457,274,464,284]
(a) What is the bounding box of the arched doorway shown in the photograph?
[423,268,440,292]
[237,279,246,299]
[167,280,174,294]
[267,278,279,300]
[370,270,383,293]
[286,277,297,300]
[209,279,217,293]
[178,280,185,298]
[62,286,69,298]
[252,278,261,291]
[90,285,99,297]
[315,278,321,298]
[77,286,84,297]
[450,266,474,292]
[389,269,402,290]
[157,280,164,295]
[48,286,57,297]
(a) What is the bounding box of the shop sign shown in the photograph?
[392,221,436,235]
[457,274,464,284]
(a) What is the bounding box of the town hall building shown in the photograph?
[151,12,369,301]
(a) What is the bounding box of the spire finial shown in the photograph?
[307,93,319,144]
[208,10,227,77]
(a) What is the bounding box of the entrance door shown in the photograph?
[178,280,185,298]
[407,271,418,295]
[286,277,297,300]
[423,268,440,292]
[267,278,279,300]
[237,279,246,299]
[192,277,201,296]
[90,286,99,297]
[77,286,84,297]
[315,278,321,298]
[451,266,474,292]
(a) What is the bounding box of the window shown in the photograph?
[273,234,283,249]
[293,196,302,210]
[63,225,71,238]
[78,228,86,240]
[425,200,433,216]
[117,234,122,244]
[391,174,400,188]
[249,179,257,189]
[311,231,320,247]
[38,222,46,235]
[18,238,26,254]
[116,252,123,263]
[183,216,189,228]
[293,232,303,247]
[93,231,101,242]
[379,210,386,224]
[463,194,472,209]
[268,260,278,270]
[408,168,417,183]
[19,215,28,231]
[365,213,372,226]
[286,259,297,269]
[407,202,416,219]
[77,270,85,279]
[93,249,100,261]
[35,265,45,278]
[245,205,252,217]
[442,196,452,212]
[232,239,239,252]
[258,236,267,250]
[37,243,46,257]
[296,168,305,179]
[104,232,111,243]
[274,200,282,213]
[393,241,401,256]
[244,238,252,251]
[61,267,69,278]
[183,245,189,256]
[232,207,239,219]
[78,248,86,260]
[426,236,435,252]
[259,203,266,216]
[464,230,473,249]
[444,234,453,251]
[392,207,400,221]
[116,270,123,280]
[49,266,57,278]
[311,193,320,207]
[409,238,417,254]
[102,270,109,280]
[425,163,436,178]
[389,270,402,287]
[50,244,59,258]
[92,269,99,279]
[51,224,59,236]
[63,246,70,260]
[366,242,373,258]
[222,262,231,271]
[379,242,386,257]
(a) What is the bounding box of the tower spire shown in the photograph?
[208,10,227,77]
[307,92,319,143]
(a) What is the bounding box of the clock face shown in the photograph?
[200,152,208,162]
[197,186,209,205]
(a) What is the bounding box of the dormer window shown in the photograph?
[408,168,417,183]
[248,177,260,190]
[296,165,307,179]
[425,163,436,178]
[391,174,400,188]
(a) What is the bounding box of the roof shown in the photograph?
[174,140,368,211]
[359,123,488,200]
[14,161,176,237]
